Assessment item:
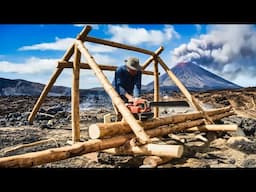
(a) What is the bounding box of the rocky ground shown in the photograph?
[1,88,256,168]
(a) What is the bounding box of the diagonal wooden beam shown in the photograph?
[76,40,150,144]
[141,46,164,70]
[157,56,214,124]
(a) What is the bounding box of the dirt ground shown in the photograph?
[1,88,256,168]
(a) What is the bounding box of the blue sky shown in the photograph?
[1,24,256,89]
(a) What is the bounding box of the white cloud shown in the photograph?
[19,37,74,51]
[19,37,116,53]
[171,24,256,86]
[0,57,57,74]
[108,24,180,46]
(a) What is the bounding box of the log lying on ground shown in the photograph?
[141,156,173,168]
[187,124,238,132]
[103,144,183,158]
[89,106,233,139]
[0,111,234,168]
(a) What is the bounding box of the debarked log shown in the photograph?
[0,111,235,168]
[103,143,183,158]
[89,106,233,139]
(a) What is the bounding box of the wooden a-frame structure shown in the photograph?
[28,25,214,144]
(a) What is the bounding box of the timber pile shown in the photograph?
[0,25,239,168]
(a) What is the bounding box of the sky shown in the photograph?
[0,24,256,89]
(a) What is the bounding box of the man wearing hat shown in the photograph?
[113,57,142,103]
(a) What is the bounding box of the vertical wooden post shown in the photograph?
[153,59,159,118]
[157,57,214,124]
[28,68,64,123]
[72,45,81,143]
[76,40,150,144]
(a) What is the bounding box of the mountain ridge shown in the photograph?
[146,62,242,92]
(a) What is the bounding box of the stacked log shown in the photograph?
[89,106,234,139]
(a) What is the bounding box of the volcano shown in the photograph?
[145,62,241,92]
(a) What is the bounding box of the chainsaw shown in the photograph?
[126,98,189,121]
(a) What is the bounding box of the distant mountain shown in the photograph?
[0,77,70,96]
[145,62,242,92]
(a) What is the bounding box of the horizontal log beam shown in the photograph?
[89,106,233,139]
[57,61,156,76]
[84,36,155,55]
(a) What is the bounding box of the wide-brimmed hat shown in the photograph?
[125,57,141,71]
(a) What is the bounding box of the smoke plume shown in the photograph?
[172,25,256,87]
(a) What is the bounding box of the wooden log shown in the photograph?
[0,111,233,168]
[76,40,150,144]
[103,144,183,158]
[157,57,214,124]
[57,61,155,76]
[141,46,164,70]
[84,36,155,56]
[153,59,159,118]
[187,124,238,132]
[0,136,132,168]
[142,156,173,168]
[62,25,92,61]
[28,68,63,123]
[89,106,233,139]
[71,45,81,143]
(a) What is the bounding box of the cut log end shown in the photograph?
[89,124,101,139]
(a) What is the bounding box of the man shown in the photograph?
[112,57,142,120]
[113,57,142,103]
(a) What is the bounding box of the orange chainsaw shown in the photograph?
[126,98,189,120]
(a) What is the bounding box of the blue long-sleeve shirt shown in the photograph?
[113,65,141,101]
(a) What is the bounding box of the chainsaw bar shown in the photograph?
[149,100,190,107]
